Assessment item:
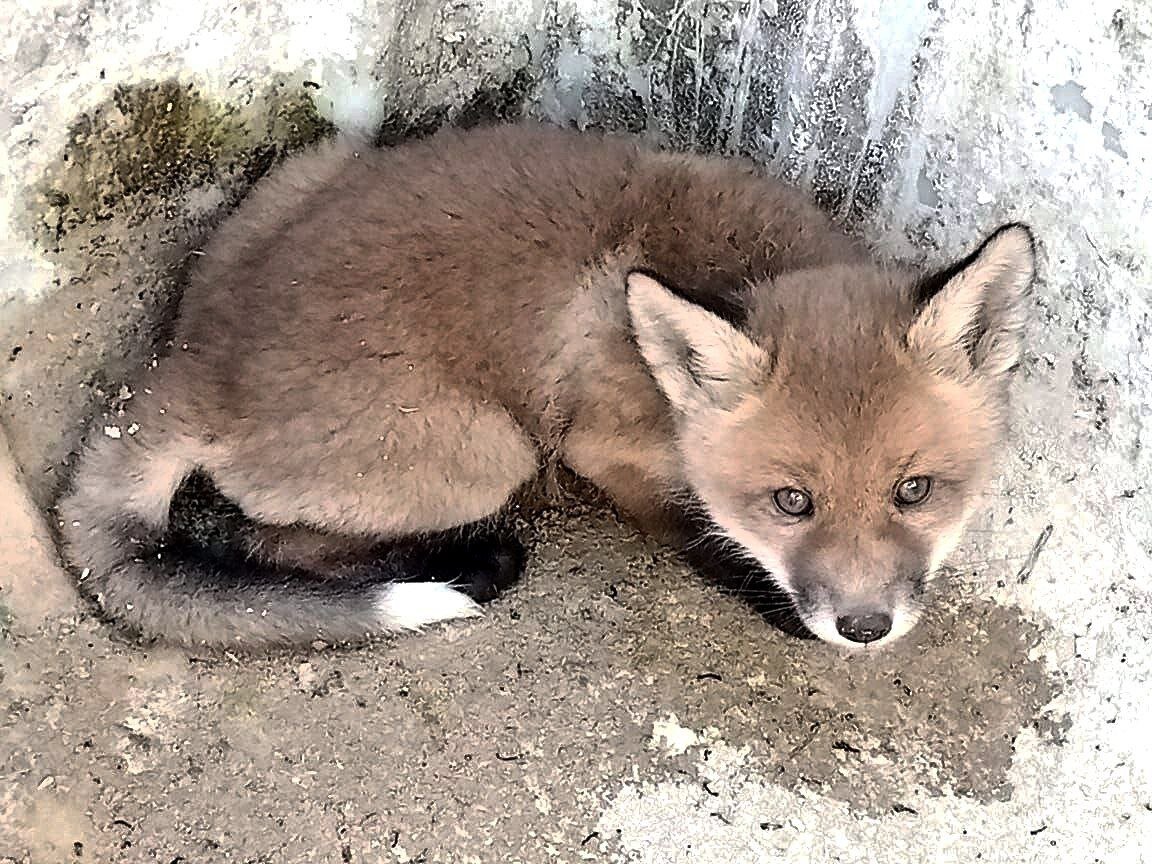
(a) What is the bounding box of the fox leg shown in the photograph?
[559,426,695,546]
[240,519,527,605]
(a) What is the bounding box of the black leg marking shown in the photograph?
[166,470,253,562]
[166,472,527,600]
[402,528,526,603]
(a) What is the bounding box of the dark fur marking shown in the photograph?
[628,267,751,331]
[166,472,525,602]
[913,222,1035,308]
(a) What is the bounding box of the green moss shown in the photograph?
[264,85,339,153]
[30,78,336,247]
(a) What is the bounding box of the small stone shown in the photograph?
[297,662,318,693]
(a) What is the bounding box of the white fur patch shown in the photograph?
[801,605,921,652]
[928,505,976,575]
[374,583,483,631]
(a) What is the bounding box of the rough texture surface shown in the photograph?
[1,0,1149,862]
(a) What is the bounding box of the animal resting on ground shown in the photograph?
[58,121,1037,650]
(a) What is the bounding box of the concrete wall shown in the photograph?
[1,0,1149,860]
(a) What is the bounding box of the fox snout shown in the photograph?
[786,562,928,648]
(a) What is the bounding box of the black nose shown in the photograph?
[836,612,892,644]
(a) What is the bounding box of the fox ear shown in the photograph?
[627,271,770,413]
[908,223,1036,381]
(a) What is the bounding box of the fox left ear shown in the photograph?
[627,271,771,413]
[908,223,1036,381]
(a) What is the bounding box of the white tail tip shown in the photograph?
[374,583,483,632]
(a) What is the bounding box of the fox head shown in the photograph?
[627,224,1037,649]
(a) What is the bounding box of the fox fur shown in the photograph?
[57,122,1036,649]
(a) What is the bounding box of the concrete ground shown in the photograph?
[3,0,1150,862]
[2,501,1069,864]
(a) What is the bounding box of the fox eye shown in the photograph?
[894,476,933,507]
[773,487,814,517]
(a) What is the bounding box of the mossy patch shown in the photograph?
[29,78,336,248]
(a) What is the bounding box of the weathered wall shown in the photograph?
[1,0,1149,860]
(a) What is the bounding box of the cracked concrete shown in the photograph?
[2,0,1150,862]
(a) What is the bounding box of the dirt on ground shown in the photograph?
[2,501,1060,864]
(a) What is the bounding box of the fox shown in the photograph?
[56,121,1036,650]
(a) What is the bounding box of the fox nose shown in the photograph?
[835,612,892,644]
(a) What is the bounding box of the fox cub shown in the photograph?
[58,122,1035,649]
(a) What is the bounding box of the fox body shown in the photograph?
[58,122,1036,649]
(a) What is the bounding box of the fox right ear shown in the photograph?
[908,224,1036,381]
[626,271,770,413]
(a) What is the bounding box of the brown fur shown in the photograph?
[57,122,1035,648]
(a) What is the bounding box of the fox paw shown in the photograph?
[418,532,526,603]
